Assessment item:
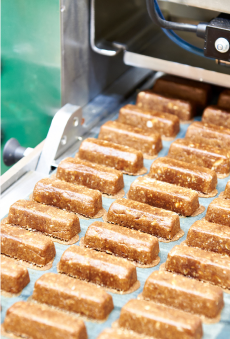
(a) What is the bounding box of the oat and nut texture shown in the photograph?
[118,104,180,137]
[84,221,159,265]
[186,219,230,256]
[165,245,230,289]
[185,121,230,148]
[57,157,124,195]
[3,301,87,339]
[136,90,195,121]
[118,299,203,339]
[8,199,80,241]
[58,245,137,291]
[98,120,162,156]
[142,270,224,318]
[202,106,230,129]
[149,157,217,194]
[107,198,180,239]
[1,224,56,266]
[128,176,199,216]
[1,256,30,293]
[32,272,114,320]
[33,178,102,217]
[78,138,144,174]
[206,197,230,226]
[153,75,211,110]
[168,138,230,175]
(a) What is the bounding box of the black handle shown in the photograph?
[3,138,27,166]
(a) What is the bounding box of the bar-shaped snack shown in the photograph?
[136,90,194,121]
[165,245,230,289]
[223,180,230,199]
[128,177,199,216]
[185,121,230,148]
[78,138,143,174]
[218,89,230,110]
[202,105,230,129]
[206,197,230,227]
[3,301,87,339]
[1,256,30,294]
[84,221,159,265]
[33,178,102,217]
[57,157,124,195]
[149,157,217,194]
[142,270,224,318]
[119,299,203,339]
[187,219,230,256]
[118,104,180,138]
[97,329,142,339]
[8,199,80,241]
[153,75,211,110]
[168,138,230,175]
[107,198,180,240]
[58,245,137,291]
[98,120,162,156]
[32,273,114,320]
[1,224,56,266]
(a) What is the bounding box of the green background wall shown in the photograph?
[1,0,61,174]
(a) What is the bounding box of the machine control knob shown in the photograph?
[3,138,33,166]
[215,37,230,53]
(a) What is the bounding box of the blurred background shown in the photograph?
[1,0,61,174]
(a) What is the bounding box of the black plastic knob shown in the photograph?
[3,138,27,166]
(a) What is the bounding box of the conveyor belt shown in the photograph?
[1,106,230,339]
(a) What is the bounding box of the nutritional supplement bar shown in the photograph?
[128,177,199,216]
[187,219,230,256]
[98,120,162,156]
[206,197,230,227]
[57,157,124,195]
[153,75,211,109]
[202,106,230,129]
[1,256,30,294]
[149,157,217,194]
[185,121,230,148]
[136,90,194,121]
[8,199,80,241]
[3,301,87,339]
[1,224,56,266]
[142,270,224,318]
[58,245,137,292]
[33,178,102,217]
[218,89,230,110]
[97,329,142,339]
[165,245,230,289]
[32,273,113,320]
[223,180,230,199]
[118,299,203,339]
[84,221,159,265]
[78,138,143,174]
[118,104,180,138]
[107,198,180,240]
[168,139,230,175]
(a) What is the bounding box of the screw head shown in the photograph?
[215,38,229,53]
[61,135,67,145]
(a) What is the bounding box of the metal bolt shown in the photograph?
[73,117,79,127]
[215,38,229,53]
[61,135,67,145]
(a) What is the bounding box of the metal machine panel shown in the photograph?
[161,0,230,14]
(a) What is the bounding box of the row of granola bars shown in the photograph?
[2,75,230,339]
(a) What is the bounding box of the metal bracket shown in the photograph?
[36,104,82,175]
[90,0,122,56]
